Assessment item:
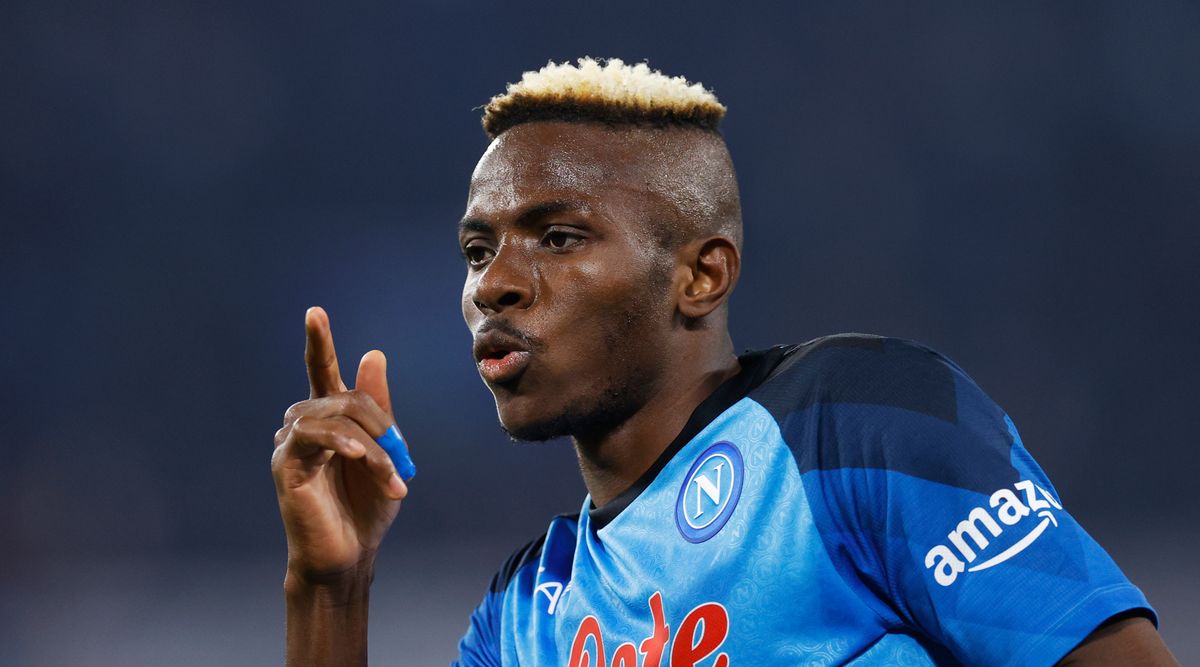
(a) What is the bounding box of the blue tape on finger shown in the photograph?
[375,424,416,481]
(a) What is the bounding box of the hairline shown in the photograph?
[474,119,740,254]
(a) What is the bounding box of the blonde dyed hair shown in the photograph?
[481,57,727,138]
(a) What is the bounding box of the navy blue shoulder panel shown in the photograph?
[750,334,1017,494]
[489,532,547,594]
[488,513,580,594]
[751,334,957,423]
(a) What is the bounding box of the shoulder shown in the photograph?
[752,333,966,422]
[488,531,547,595]
[751,334,1016,494]
[487,512,580,595]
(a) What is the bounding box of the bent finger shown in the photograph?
[326,415,408,499]
[282,415,369,461]
[280,391,394,438]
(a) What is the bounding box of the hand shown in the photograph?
[272,306,408,585]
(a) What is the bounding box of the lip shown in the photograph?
[473,328,533,384]
[478,350,532,384]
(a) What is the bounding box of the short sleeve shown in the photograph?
[451,532,547,667]
[790,337,1155,666]
[451,588,502,667]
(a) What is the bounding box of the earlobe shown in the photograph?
[677,237,740,320]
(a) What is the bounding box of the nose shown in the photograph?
[470,245,534,315]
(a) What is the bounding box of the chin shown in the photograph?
[495,399,570,442]
[494,382,650,443]
[500,421,565,443]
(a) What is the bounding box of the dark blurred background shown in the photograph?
[2,1,1197,664]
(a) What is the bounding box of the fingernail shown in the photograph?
[389,473,408,498]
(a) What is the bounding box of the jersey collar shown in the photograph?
[588,345,796,530]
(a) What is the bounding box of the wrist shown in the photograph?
[284,555,376,605]
[283,554,374,666]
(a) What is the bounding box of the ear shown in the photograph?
[675,236,741,320]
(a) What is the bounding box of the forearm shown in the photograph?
[284,565,374,667]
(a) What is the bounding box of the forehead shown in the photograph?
[465,122,674,220]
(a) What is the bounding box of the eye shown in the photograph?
[543,228,584,251]
[462,243,494,267]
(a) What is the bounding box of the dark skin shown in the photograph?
[459,121,742,505]
[271,120,1177,665]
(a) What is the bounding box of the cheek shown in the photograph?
[550,261,635,319]
[544,256,671,348]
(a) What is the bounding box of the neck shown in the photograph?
[573,334,740,508]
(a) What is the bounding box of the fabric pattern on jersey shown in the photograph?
[453,335,1155,666]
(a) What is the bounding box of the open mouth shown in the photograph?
[473,328,533,385]
[477,349,532,384]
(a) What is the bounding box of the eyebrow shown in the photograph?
[458,199,591,237]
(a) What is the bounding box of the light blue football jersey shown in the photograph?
[453,335,1155,666]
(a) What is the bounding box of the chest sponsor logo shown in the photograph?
[568,592,730,667]
[675,441,744,543]
[924,479,1064,586]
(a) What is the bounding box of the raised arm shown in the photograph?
[272,307,410,666]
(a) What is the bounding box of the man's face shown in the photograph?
[460,121,679,441]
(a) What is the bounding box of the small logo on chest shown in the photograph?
[675,441,744,543]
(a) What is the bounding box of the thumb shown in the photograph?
[355,349,395,421]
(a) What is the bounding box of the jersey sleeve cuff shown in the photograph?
[1006,583,1157,667]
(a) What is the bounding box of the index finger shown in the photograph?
[304,306,348,398]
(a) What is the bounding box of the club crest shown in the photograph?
[675,441,744,543]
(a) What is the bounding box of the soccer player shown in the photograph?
[271,59,1177,665]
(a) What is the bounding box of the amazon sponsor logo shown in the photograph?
[925,480,1063,587]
